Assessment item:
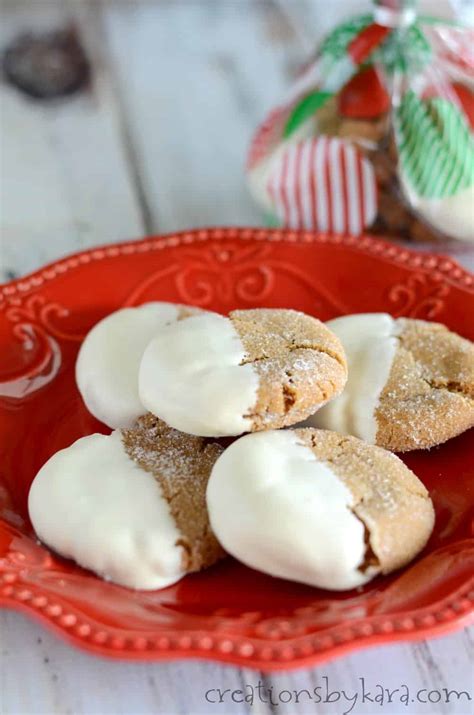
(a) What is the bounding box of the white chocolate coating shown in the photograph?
[28,431,184,590]
[207,430,376,590]
[405,183,474,243]
[138,313,259,437]
[76,302,188,429]
[308,313,399,443]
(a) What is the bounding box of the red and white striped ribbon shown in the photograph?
[425,26,474,74]
[246,107,289,171]
[267,136,377,235]
[247,58,323,171]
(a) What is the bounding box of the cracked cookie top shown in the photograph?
[309,313,474,451]
[231,309,347,431]
[377,318,474,451]
[139,309,347,437]
[122,413,226,573]
[206,428,434,591]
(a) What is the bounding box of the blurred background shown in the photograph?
[0,0,468,285]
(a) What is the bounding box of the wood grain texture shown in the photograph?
[1,610,473,715]
[0,1,473,714]
[0,0,144,282]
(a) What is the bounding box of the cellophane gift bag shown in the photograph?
[247,0,474,245]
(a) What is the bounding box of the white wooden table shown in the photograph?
[1,2,473,714]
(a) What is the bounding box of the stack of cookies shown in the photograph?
[29,303,474,592]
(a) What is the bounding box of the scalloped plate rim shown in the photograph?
[1,227,473,303]
[1,598,473,671]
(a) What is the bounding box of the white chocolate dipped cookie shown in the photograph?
[206,429,434,591]
[76,302,202,429]
[28,415,225,590]
[307,313,474,451]
[139,309,347,437]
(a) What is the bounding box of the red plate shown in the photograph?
[1,228,473,670]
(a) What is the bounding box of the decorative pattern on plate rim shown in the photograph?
[1,228,472,307]
[122,241,348,313]
[388,272,451,319]
[5,295,84,343]
[1,294,83,390]
[123,243,276,307]
[1,554,473,668]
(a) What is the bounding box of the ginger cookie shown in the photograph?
[76,302,203,429]
[28,415,224,590]
[138,309,347,437]
[206,429,434,591]
[308,313,474,451]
